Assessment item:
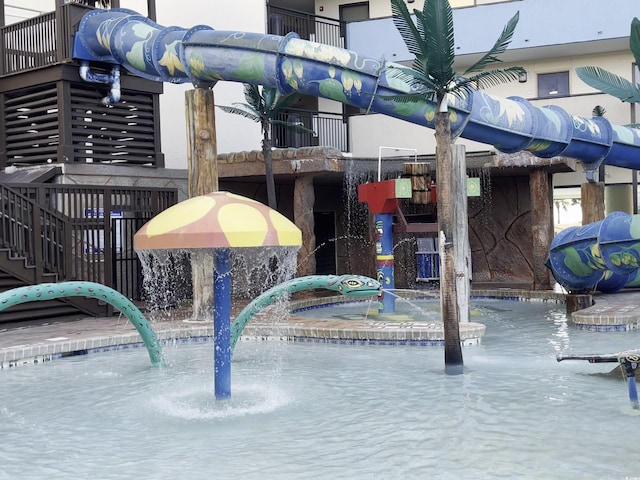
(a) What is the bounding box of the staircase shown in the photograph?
[0,184,107,324]
[0,250,94,324]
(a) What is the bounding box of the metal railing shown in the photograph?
[267,6,345,48]
[0,183,178,300]
[271,109,348,152]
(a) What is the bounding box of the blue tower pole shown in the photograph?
[375,213,395,314]
[213,248,232,399]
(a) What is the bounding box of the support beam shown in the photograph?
[530,167,552,290]
[581,182,605,225]
[185,88,218,320]
[294,175,317,277]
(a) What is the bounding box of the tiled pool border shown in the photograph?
[16,288,640,370]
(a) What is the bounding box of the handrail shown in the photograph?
[0,182,178,299]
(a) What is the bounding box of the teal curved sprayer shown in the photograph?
[71,8,640,293]
[230,274,382,352]
[0,282,165,367]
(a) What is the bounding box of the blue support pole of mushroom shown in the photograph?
[375,214,395,314]
[213,248,232,400]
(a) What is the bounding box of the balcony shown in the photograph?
[267,6,345,48]
[0,2,90,76]
[271,109,348,153]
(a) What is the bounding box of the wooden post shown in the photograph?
[294,175,316,277]
[530,167,553,290]
[451,144,470,324]
[186,88,218,196]
[402,162,431,204]
[581,182,605,225]
[185,88,218,320]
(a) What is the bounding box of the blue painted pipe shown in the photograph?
[213,249,232,400]
[71,8,640,179]
[71,9,640,293]
[375,214,395,314]
[547,212,640,293]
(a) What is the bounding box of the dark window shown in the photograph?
[538,72,570,99]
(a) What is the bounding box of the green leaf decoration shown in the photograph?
[390,0,426,59]
[631,17,640,67]
[424,0,455,86]
[464,12,520,74]
[314,78,349,104]
[393,101,425,117]
[234,53,266,83]
[125,41,147,72]
[576,66,640,103]
[630,217,640,238]
[563,248,594,277]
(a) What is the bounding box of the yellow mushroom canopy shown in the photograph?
[134,191,302,251]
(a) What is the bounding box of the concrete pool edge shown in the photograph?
[9,287,639,369]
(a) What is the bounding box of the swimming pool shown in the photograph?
[1,298,639,479]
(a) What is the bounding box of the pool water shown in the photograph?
[2,299,640,480]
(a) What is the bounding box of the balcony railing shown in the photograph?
[0,2,91,76]
[272,110,348,152]
[0,183,177,299]
[267,6,345,48]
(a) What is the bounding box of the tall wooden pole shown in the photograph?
[435,109,465,375]
[185,88,218,320]
[530,167,552,290]
[581,182,605,225]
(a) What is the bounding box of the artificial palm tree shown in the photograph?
[217,84,313,209]
[576,18,640,106]
[387,0,526,374]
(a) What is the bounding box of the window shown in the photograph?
[538,72,570,99]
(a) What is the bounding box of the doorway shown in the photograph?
[314,211,337,275]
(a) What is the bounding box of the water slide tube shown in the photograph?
[72,9,640,293]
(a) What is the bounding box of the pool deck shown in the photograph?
[1,288,639,368]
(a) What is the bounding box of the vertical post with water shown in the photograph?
[213,248,232,399]
[375,213,395,313]
[357,178,412,315]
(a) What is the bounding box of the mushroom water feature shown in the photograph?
[134,191,302,399]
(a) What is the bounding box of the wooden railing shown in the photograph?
[0,2,91,76]
[0,183,178,300]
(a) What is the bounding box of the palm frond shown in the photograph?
[274,93,301,111]
[424,0,455,85]
[464,11,520,74]
[465,66,527,90]
[243,84,262,109]
[385,64,440,92]
[378,91,437,104]
[216,105,261,123]
[390,0,425,59]
[271,119,315,134]
[631,18,640,68]
[262,87,278,109]
[576,66,640,103]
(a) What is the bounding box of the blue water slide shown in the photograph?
[72,9,640,293]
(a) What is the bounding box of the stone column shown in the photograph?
[530,167,552,290]
[294,175,316,277]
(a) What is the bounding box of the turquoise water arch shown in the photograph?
[0,282,165,367]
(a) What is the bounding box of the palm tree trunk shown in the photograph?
[435,109,464,375]
[262,129,277,210]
